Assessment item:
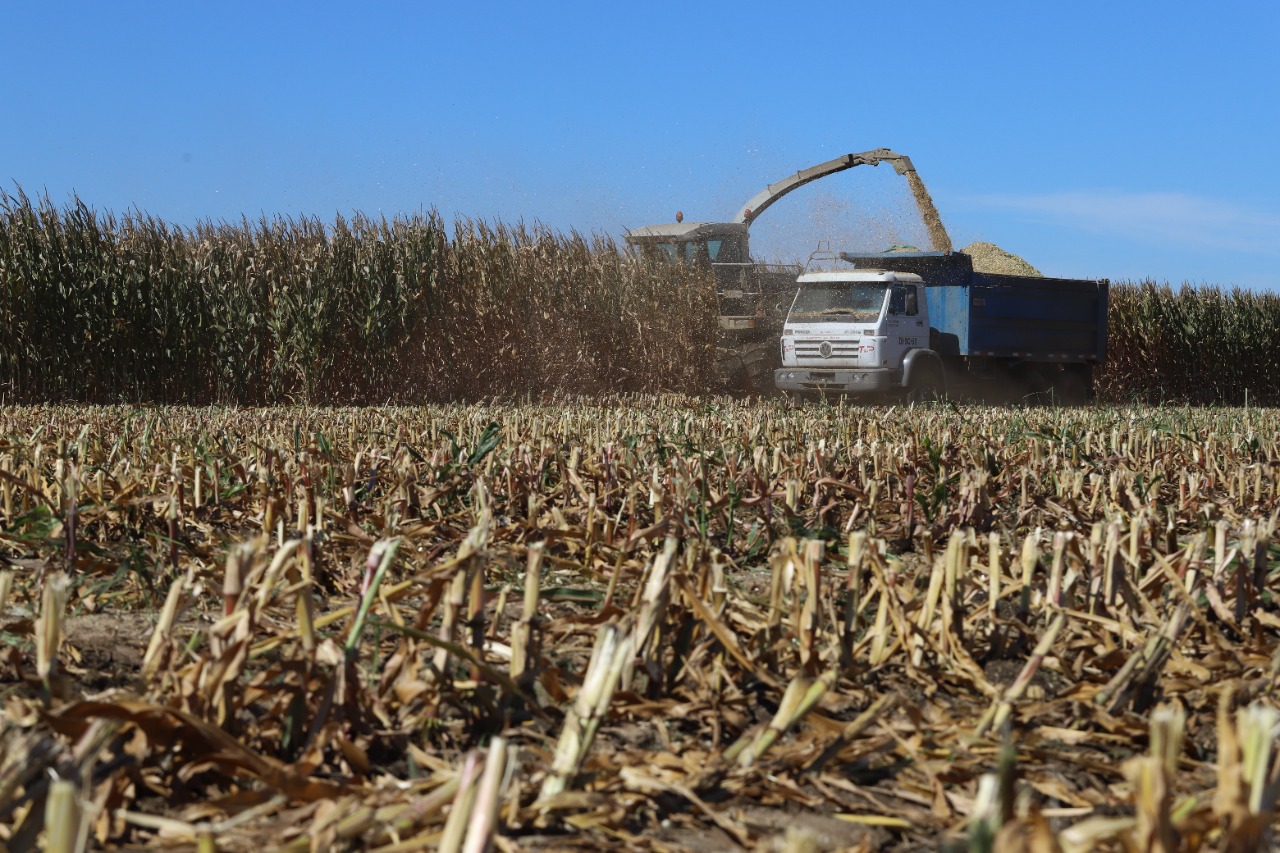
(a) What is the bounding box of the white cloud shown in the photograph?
[956,190,1280,256]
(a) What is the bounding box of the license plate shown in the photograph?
[809,371,834,381]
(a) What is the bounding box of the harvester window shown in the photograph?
[681,241,713,267]
[649,243,678,264]
[707,239,744,263]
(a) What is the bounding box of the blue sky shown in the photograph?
[5,1,1278,289]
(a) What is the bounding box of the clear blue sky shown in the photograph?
[5,1,1279,289]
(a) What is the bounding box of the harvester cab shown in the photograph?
[625,221,764,331]
[625,221,749,267]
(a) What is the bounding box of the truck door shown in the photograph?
[886,283,926,359]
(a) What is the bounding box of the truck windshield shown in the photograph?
[788,283,887,321]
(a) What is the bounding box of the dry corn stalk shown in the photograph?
[621,536,677,692]
[141,578,189,682]
[462,737,509,853]
[346,538,402,658]
[44,778,84,853]
[1215,694,1280,852]
[731,669,837,768]
[538,623,630,803]
[36,572,70,697]
[439,751,485,853]
[1121,703,1184,853]
[510,543,544,684]
[0,570,12,613]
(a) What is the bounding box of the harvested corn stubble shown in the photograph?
[0,399,1276,851]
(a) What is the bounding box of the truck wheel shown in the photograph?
[1052,371,1089,406]
[906,366,944,404]
[1012,365,1051,405]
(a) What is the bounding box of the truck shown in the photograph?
[625,149,950,392]
[774,250,1108,403]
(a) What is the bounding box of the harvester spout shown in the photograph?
[732,147,953,252]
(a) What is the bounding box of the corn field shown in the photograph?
[1,399,1280,851]
[6,189,1280,407]
[1099,281,1280,406]
[0,189,717,405]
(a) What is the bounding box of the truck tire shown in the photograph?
[1012,365,1051,405]
[906,365,944,404]
[1051,370,1089,406]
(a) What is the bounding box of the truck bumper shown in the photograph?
[774,368,902,394]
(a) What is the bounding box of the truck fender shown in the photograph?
[901,349,946,392]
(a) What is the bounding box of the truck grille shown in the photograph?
[795,340,859,360]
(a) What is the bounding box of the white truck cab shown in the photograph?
[775,269,943,398]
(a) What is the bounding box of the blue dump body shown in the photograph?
[926,275,1108,360]
[839,251,1108,362]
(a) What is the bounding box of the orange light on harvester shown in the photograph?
[743,207,753,220]
[675,211,683,223]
